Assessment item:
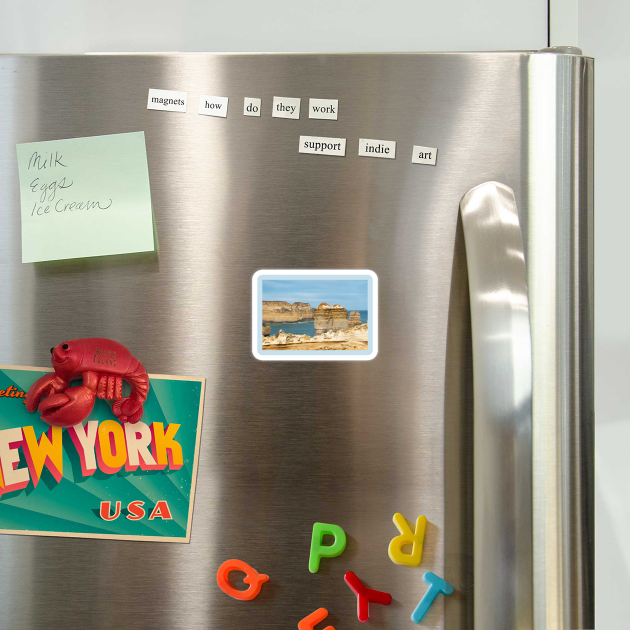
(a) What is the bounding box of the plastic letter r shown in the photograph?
[388,512,427,566]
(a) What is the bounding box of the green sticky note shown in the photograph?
[16,131,155,263]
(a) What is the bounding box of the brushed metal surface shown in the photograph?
[460,182,533,630]
[527,52,595,629]
[0,52,593,629]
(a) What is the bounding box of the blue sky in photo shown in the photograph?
[262,279,368,310]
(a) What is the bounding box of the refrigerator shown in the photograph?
[0,50,593,629]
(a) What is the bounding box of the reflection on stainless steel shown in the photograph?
[527,52,595,630]
[460,182,533,630]
[0,52,593,629]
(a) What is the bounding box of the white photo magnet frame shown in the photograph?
[252,270,378,361]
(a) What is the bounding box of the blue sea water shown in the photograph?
[267,310,368,337]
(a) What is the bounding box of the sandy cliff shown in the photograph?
[263,301,313,323]
[348,311,362,326]
[314,302,349,334]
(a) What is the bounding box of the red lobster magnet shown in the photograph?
[26,338,149,428]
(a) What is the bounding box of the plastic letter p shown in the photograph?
[309,522,347,573]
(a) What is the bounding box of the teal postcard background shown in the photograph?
[0,367,204,542]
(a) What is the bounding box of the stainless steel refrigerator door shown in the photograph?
[0,52,593,629]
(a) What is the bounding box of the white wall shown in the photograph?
[577,1,629,627]
[0,0,547,53]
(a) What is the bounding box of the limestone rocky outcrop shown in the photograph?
[348,311,362,326]
[262,301,313,323]
[313,302,349,334]
[262,323,368,348]
[262,325,271,336]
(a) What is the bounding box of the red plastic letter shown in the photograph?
[297,608,335,630]
[344,571,392,622]
[216,559,269,601]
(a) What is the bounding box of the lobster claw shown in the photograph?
[37,386,96,428]
[112,398,144,424]
[25,373,67,413]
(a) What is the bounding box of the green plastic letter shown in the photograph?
[308,522,347,573]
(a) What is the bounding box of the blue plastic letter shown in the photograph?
[410,572,454,624]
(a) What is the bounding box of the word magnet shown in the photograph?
[272,96,300,119]
[308,98,338,120]
[344,571,392,622]
[147,88,187,112]
[244,97,262,116]
[309,522,346,573]
[198,95,228,118]
[388,512,427,566]
[411,145,438,165]
[216,559,269,601]
[358,138,396,159]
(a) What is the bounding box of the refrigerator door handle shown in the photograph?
[460,181,533,629]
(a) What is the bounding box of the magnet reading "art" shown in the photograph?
[388,512,427,567]
[308,522,347,573]
[216,559,269,601]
